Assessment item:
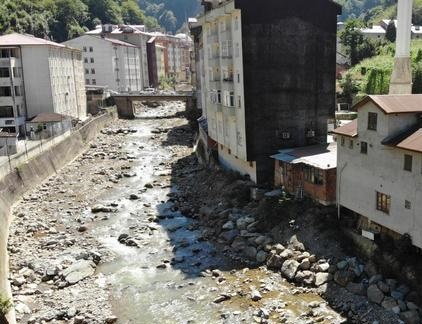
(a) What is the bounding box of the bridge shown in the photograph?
[112,93,195,119]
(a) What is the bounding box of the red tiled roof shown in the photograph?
[332,119,358,137]
[396,128,422,153]
[354,95,422,114]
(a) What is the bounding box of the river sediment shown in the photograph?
[7,102,408,324]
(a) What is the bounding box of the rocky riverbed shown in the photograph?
[6,102,420,324]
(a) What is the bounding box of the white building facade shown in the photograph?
[198,1,253,179]
[335,95,422,249]
[86,25,150,89]
[0,33,86,127]
[64,35,142,92]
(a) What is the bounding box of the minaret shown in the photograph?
[389,0,413,94]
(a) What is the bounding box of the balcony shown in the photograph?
[225,105,236,117]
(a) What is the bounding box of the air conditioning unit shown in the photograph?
[282,132,290,139]
[306,130,315,138]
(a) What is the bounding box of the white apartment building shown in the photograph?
[64,35,142,92]
[0,33,86,131]
[198,1,251,178]
[86,25,150,88]
[334,95,422,249]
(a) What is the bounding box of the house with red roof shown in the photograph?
[334,94,422,249]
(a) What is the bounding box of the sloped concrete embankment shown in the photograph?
[0,110,116,323]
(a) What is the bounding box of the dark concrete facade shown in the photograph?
[235,0,341,185]
[147,39,158,88]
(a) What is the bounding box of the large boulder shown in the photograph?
[243,246,257,260]
[315,272,332,287]
[266,253,284,269]
[295,271,315,286]
[61,260,96,285]
[346,282,367,296]
[367,284,385,305]
[400,310,421,324]
[288,235,305,252]
[281,260,300,281]
[334,270,355,287]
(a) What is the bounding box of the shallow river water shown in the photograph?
[90,104,344,324]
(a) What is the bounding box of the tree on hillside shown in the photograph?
[49,0,88,42]
[0,0,52,38]
[340,19,376,66]
[83,0,123,28]
[340,73,359,106]
[385,20,396,43]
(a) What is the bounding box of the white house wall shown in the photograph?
[337,103,422,248]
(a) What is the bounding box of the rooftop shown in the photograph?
[0,33,66,48]
[332,119,358,138]
[29,112,70,123]
[271,143,337,170]
[354,94,422,114]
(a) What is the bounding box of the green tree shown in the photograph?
[340,73,359,105]
[340,19,366,66]
[49,0,88,42]
[83,0,123,27]
[413,63,422,93]
[385,20,396,43]
[121,0,146,24]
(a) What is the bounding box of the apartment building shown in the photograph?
[64,35,142,92]
[334,95,422,249]
[195,0,340,184]
[0,33,86,132]
[86,25,150,89]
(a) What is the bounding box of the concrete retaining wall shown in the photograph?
[0,109,116,322]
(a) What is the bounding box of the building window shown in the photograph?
[304,166,323,185]
[92,79,96,85]
[14,86,21,96]
[229,91,234,107]
[0,87,12,96]
[89,47,93,52]
[405,200,411,210]
[404,154,413,171]
[90,58,94,63]
[0,68,10,78]
[91,68,95,74]
[368,112,378,131]
[85,69,89,74]
[84,58,88,63]
[86,79,90,85]
[249,161,253,168]
[237,73,240,83]
[228,149,231,155]
[349,139,354,149]
[217,90,222,104]
[340,137,345,146]
[360,141,368,154]
[238,96,241,108]
[83,46,87,52]
[376,192,391,214]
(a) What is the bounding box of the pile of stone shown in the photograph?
[218,210,272,264]
[265,235,422,323]
[266,235,333,288]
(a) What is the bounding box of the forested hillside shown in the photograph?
[0,0,160,42]
[336,0,422,25]
[139,0,201,33]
